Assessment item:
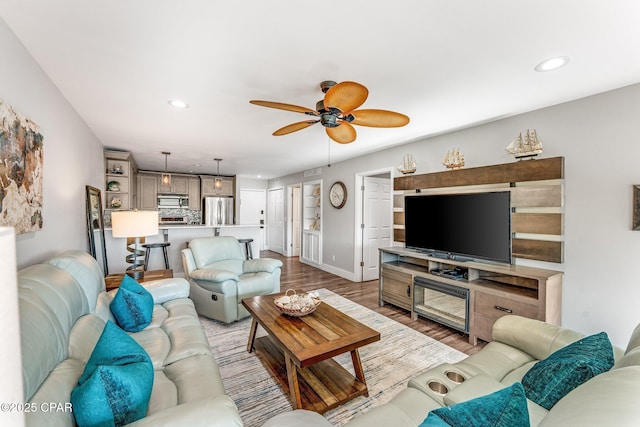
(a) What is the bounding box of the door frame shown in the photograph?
[353,167,394,282]
[285,183,302,257]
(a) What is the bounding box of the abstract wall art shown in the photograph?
[0,98,44,234]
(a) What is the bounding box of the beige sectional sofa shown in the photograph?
[265,315,640,427]
[19,250,242,426]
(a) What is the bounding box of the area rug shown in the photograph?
[199,288,467,426]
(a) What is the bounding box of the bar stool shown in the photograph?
[142,242,171,270]
[237,238,254,260]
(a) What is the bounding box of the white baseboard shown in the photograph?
[315,262,358,282]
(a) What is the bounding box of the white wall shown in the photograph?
[0,18,104,269]
[270,83,640,348]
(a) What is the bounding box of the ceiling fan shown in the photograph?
[250,80,410,144]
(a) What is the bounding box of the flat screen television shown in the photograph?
[404,191,512,264]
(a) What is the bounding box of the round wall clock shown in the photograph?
[329,181,347,209]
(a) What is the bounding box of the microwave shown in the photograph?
[158,194,189,208]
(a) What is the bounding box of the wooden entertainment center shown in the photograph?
[381,157,565,344]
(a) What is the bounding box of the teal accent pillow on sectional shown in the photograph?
[419,382,530,427]
[71,321,153,427]
[110,274,154,332]
[521,331,614,410]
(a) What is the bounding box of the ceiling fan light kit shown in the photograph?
[250,80,409,144]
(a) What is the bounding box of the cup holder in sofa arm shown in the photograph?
[408,364,470,404]
[428,381,450,395]
[445,370,466,384]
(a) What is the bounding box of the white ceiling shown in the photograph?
[2,1,640,178]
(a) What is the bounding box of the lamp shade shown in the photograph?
[111,211,158,238]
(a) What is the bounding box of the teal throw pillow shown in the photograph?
[521,331,614,410]
[419,382,530,427]
[71,321,153,427]
[110,274,154,332]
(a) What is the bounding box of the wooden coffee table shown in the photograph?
[242,293,380,413]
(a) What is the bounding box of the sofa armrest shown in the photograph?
[127,395,242,427]
[141,278,190,304]
[181,248,197,279]
[492,315,585,361]
[243,258,283,273]
[444,375,550,426]
[443,375,505,406]
[190,268,239,283]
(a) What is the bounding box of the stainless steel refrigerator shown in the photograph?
[203,196,235,226]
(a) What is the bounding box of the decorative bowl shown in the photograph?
[107,181,120,191]
[274,289,321,317]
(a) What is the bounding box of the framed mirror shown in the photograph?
[85,185,108,275]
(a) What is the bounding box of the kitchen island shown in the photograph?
[105,224,264,277]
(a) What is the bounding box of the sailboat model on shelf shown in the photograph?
[506,129,543,160]
[398,154,416,175]
[443,148,465,170]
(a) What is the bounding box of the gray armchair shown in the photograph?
[181,236,282,323]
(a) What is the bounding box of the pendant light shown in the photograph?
[214,158,223,191]
[162,152,171,186]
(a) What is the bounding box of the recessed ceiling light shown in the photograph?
[193,164,201,167]
[168,99,189,109]
[535,56,570,72]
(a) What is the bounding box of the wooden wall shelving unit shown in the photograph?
[384,157,565,344]
[393,157,565,263]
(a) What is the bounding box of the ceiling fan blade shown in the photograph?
[326,122,357,144]
[250,100,318,115]
[273,120,319,136]
[350,109,410,128]
[324,81,369,113]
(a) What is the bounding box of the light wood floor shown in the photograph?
[264,251,486,356]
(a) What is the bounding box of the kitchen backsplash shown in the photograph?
[104,208,202,227]
[159,208,202,225]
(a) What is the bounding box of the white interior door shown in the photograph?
[267,187,285,255]
[362,176,392,281]
[239,189,266,249]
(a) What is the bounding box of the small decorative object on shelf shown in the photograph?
[443,148,465,170]
[110,198,122,208]
[398,154,416,175]
[107,181,120,192]
[310,213,320,230]
[506,129,543,160]
[274,289,321,317]
[110,164,124,174]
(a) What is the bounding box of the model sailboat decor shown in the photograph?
[443,148,465,170]
[398,154,416,175]
[506,129,543,160]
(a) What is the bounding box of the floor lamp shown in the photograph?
[111,210,158,279]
